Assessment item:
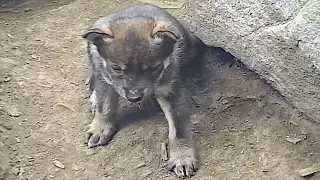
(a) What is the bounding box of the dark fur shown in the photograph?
[82,3,205,178]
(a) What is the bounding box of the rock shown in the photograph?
[191,96,202,107]
[31,54,37,59]
[180,0,320,122]
[4,105,20,117]
[15,137,20,143]
[297,163,320,177]
[285,136,303,144]
[52,160,65,169]
[11,166,19,175]
[6,34,14,39]
[72,164,81,171]
[23,8,32,12]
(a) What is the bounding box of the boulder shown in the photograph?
[182,0,320,121]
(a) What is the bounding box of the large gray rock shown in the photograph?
[182,0,320,121]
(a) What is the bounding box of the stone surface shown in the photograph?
[181,0,320,121]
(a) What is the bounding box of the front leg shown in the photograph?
[156,86,198,178]
[84,81,119,148]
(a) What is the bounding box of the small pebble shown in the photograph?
[11,166,20,175]
[24,134,31,138]
[285,136,303,144]
[15,137,20,143]
[134,163,146,169]
[24,7,32,12]
[31,54,37,59]
[52,160,65,169]
[5,105,20,117]
[7,33,14,39]
[297,163,320,177]
[72,166,79,171]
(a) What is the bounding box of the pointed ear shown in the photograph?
[152,21,181,41]
[82,24,114,42]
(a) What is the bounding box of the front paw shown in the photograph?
[166,145,198,178]
[84,123,117,148]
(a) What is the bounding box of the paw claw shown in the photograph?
[88,133,100,147]
[88,142,99,148]
[166,147,198,178]
[186,165,194,177]
[84,125,117,148]
[174,165,185,178]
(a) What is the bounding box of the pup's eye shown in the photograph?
[111,65,122,72]
[153,33,164,44]
[154,33,162,38]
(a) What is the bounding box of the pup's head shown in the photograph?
[83,18,181,102]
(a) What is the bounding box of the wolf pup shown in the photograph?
[82,3,204,178]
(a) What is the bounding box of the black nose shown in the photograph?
[126,95,143,102]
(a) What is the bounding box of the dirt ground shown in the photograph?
[1,0,320,180]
